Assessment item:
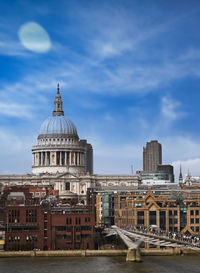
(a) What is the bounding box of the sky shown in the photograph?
[0,0,200,180]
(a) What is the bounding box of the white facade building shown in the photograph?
[0,85,140,202]
[32,84,89,175]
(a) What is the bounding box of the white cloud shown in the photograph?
[161,96,182,120]
[0,38,30,57]
[158,136,200,181]
[0,102,33,118]
[172,158,200,180]
[0,130,33,174]
[161,136,200,161]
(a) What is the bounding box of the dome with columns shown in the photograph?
[32,84,89,176]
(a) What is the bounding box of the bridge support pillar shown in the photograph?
[126,248,142,262]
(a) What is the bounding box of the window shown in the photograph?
[65,182,70,191]
[174,219,178,224]
[169,210,173,216]
[26,209,37,223]
[66,243,72,249]
[56,226,66,231]
[76,226,81,232]
[191,218,194,224]
[75,243,80,249]
[196,210,199,215]
[76,217,81,225]
[81,226,92,231]
[137,211,144,225]
[66,226,72,232]
[196,218,199,224]
[66,218,72,225]
[9,209,20,223]
[85,217,90,223]
[191,210,194,216]
[174,210,177,216]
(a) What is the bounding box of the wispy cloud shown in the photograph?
[172,158,200,180]
[0,102,33,118]
[161,96,183,121]
[0,129,32,174]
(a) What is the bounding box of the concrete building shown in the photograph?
[143,140,162,172]
[139,140,174,185]
[139,165,174,185]
[140,173,173,186]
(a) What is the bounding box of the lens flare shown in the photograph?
[18,22,51,53]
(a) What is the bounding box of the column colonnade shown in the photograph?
[33,151,85,167]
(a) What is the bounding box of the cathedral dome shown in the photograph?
[39,116,78,138]
[38,84,78,139]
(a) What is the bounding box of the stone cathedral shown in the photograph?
[32,84,93,176]
[0,85,140,203]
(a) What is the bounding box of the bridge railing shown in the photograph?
[122,225,200,248]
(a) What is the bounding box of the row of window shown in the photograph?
[66,217,91,225]
[26,209,37,223]
[8,210,20,223]
[119,209,200,217]
[40,138,76,143]
[56,234,90,241]
[55,226,92,232]
[191,226,199,232]
[191,218,199,224]
[8,210,39,223]
[190,210,199,215]
[8,235,38,242]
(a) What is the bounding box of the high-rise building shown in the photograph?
[143,140,162,172]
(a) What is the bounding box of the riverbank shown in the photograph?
[0,248,199,258]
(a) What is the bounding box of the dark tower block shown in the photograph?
[79,140,93,175]
[143,140,162,172]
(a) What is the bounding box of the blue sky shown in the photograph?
[1,0,200,180]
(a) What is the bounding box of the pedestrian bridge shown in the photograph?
[105,226,200,262]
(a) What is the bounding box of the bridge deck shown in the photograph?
[111,226,200,251]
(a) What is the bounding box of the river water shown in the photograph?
[0,256,199,273]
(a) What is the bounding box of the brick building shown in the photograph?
[51,205,95,250]
[2,187,95,251]
[114,187,200,235]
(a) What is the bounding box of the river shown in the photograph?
[0,256,199,273]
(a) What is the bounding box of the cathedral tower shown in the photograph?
[32,84,93,175]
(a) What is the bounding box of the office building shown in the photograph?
[143,140,162,172]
